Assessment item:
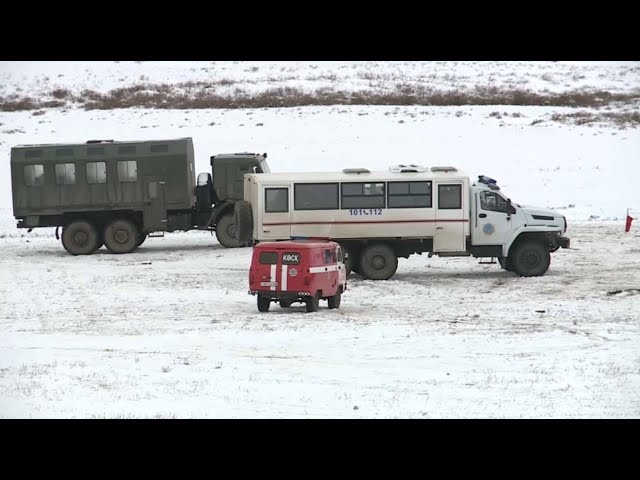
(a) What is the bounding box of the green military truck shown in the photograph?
[10,137,270,255]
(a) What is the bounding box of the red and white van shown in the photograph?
[249,239,347,313]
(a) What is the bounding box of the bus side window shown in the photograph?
[324,249,336,264]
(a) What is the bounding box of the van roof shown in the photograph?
[255,240,338,250]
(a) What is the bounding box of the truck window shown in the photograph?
[341,182,385,209]
[24,165,44,186]
[87,147,105,156]
[480,191,508,213]
[55,148,74,157]
[265,188,288,213]
[55,163,76,185]
[336,247,343,262]
[438,184,462,209]
[388,181,432,208]
[259,251,278,264]
[118,146,136,155]
[258,159,271,173]
[150,144,169,153]
[86,162,107,184]
[117,160,138,182]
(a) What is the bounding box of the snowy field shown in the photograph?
[2,60,639,98]
[0,61,639,418]
[0,223,639,418]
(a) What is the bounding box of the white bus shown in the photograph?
[233,165,570,280]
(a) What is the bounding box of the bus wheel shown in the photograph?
[359,244,398,280]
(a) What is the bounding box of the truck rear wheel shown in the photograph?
[215,214,243,248]
[359,244,398,280]
[104,219,139,254]
[234,201,253,243]
[61,220,99,256]
[327,289,342,309]
[510,241,551,277]
[257,296,270,312]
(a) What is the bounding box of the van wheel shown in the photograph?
[498,256,514,272]
[234,201,253,243]
[104,219,139,254]
[306,292,320,313]
[61,220,99,255]
[257,296,270,312]
[359,244,398,280]
[510,242,551,277]
[280,300,292,308]
[215,214,243,248]
[328,289,342,309]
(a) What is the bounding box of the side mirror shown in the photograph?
[507,198,516,214]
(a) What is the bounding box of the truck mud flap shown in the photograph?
[55,226,60,240]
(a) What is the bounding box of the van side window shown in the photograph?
[259,252,278,264]
[438,184,462,209]
[24,165,45,186]
[265,188,288,213]
[480,191,508,213]
[323,249,336,264]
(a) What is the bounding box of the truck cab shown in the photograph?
[195,152,270,248]
[468,175,569,275]
[249,240,347,313]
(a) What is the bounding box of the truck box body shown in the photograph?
[11,138,195,223]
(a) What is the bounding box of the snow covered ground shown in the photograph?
[2,61,639,98]
[0,223,639,418]
[0,61,639,418]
